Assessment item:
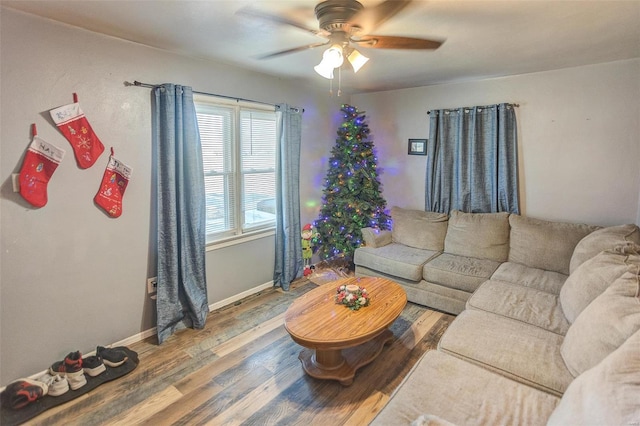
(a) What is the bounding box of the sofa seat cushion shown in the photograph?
[402,280,470,315]
[491,262,567,295]
[371,351,560,426]
[444,210,510,262]
[569,223,640,273]
[548,330,640,426]
[560,244,640,323]
[355,265,470,314]
[353,244,439,282]
[391,207,448,251]
[508,215,599,275]
[423,253,501,293]
[467,280,570,335]
[438,310,574,396]
[561,266,640,377]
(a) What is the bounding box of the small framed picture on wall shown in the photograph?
[408,139,427,155]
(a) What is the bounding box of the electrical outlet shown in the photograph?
[147,277,158,294]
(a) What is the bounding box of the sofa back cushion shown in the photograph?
[391,207,448,251]
[560,244,640,323]
[560,264,640,377]
[569,224,640,273]
[508,215,599,274]
[548,330,640,426]
[443,211,510,262]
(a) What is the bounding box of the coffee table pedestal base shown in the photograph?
[298,329,394,386]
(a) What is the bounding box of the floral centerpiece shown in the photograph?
[335,284,370,310]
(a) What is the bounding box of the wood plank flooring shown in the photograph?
[25,279,454,426]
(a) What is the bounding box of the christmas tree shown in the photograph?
[314,104,391,260]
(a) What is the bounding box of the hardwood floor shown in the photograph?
[26,279,454,426]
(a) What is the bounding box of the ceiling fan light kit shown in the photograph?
[314,44,369,79]
[314,44,344,79]
[347,49,369,73]
[314,61,335,80]
[240,0,443,88]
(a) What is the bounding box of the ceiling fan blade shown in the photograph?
[347,0,413,34]
[353,35,443,50]
[236,7,329,38]
[257,42,330,60]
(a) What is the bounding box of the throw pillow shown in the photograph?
[548,330,640,426]
[560,264,640,377]
[391,207,448,251]
[361,227,392,248]
[569,224,640,273]
[560,243,640,323]
[443,210,510,262]
[508,215,599,275]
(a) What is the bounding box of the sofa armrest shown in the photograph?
[361,227,392,248]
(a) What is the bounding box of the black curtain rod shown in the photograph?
[125,80,303,112]
[427,103,519,114]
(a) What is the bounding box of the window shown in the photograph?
[195,95,277,243]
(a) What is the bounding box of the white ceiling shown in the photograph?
[3,0,640,93]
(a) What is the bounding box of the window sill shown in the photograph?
[206,228,275,251]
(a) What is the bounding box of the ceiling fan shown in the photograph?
[238,0,443,79]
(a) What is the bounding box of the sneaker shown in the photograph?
[66,372,87,391]
[1,379,47,409]
[35,373,69,397]
[82,355,106,377]
[49,351,83,377]
[96,346,128,367]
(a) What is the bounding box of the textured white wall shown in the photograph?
[353,59,640,226]
[0,8,340,384]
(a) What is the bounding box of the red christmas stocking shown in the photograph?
[49,93,104,169]
[94,148,132,218]
[19,124,65,208]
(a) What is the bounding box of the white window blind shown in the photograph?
[195,97,276,242]
[240,110,276,229]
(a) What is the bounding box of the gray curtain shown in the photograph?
[152,84,209,344]
[425,103,519,214]
[273,104,303,291]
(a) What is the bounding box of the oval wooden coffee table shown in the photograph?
[284,276,407,386]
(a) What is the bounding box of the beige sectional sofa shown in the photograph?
[356,208,640,425]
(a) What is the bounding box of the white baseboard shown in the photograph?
[2,281,275,392]
[208,281,274,311]
[112,328,158,348]
[112,280,274,346]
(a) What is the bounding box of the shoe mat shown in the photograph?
[1,347,139,426]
